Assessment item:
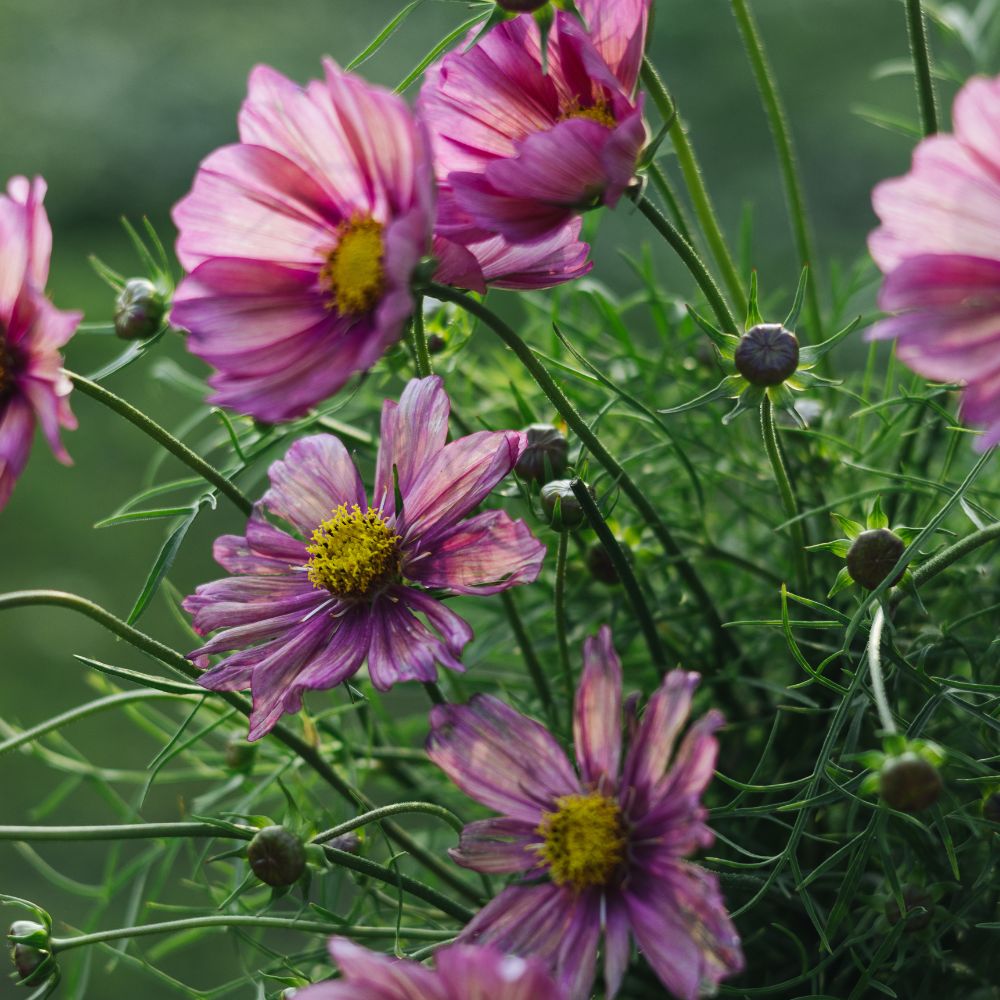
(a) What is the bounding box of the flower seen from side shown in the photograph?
[184,376,546,740]
[426,626,744,1000]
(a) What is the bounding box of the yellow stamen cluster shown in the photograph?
[306,504,400,599]
[537,792,626,891]
[561,98,617,129]
[319,217,386,316]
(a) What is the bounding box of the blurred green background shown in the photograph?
[0,0,978,995]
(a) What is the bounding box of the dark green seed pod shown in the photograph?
[247,826,306,887]
[224,734,257,774]
[885,886,934,932]
[734,323,799,386]
[114,278,167,340]
[516,424,569,484]
[846,528,905,590]
[586,543,621,585]
[541,479,592,531]
[879,753,942,813]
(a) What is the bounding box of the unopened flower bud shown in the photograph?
[587,543,621,585]
[846,529,905,590]
[734,323,799,386]
[7,921,48,950]
[247,826,306,887]
[541,479,592,531]
[225,734,256,774]
[885,886,934,932]
[325,832,362,854]
[879,753,942,813]
[982,791,1000,824]
[11,943,46,984]
[426,333,446,355]
[114,278,167,340]
[497,0,549,11]
[516,424,569,483]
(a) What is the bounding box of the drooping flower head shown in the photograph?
[171,62,435,423]
[0,177,81,512]
[427,626,744,1000]
[419,2,649,245]
[297,938,567,999]
[869,73,1000,450]
[184,377,545,740]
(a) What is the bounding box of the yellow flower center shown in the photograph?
[319,218,386,316]
[306,504,401,599]
[561,98,617,129]
[536,792,626,891]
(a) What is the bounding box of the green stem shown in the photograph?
[570,479,673,673]
[312,802,464,843]
[759,396,808,588]
[423,284,739,663]
[641,57,746,315]
[866,605,897,734]
[903,0,939,135]
[50,918,453,954]
[67,372,253,517]
[554,529,573,711]
[647,161,696,247]
[500,590,557,731]
[728,0,823,338]
[410,296,433,378]
[633,194,738,334]
[0,590,481,906]
[904,520,1000,592]
[0,822,253,842]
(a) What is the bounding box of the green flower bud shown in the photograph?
[846,528,905,590]
[114,278,167,340]
[734,323,799,386]
[224,734,257,774]
[247,826,306,887]
[884,886,934,932]
[516,424,569,483]
[541,479,593,531]
[586,542,621,585]
[879,753,943,813]
[11,943,47,985]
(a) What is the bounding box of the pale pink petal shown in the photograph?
[952,74,1000,179]
[406,508,545,596]
[577,0,651,93]
[327,937,446,1000]
[6,176,52,288]
[574,625,623,790]
[427,695,579,823]
[436,944,566,1000]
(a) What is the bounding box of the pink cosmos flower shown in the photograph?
[869,73,1000,450]
[427,626,744,1000]
[418,2,649,245]
[171,61,435,423]
[184,376,545,740]
[0,176,80,511]
[296,938,566,1000]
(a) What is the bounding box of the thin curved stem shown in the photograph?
[729,0,823,338]
[554,529,573,712]
[904,519,1000,593]
[312,802,464,844]
[423,283,739,663]
[570,479,674,673]
[50,917,453,954]
[759,396,808,589]
[647,161,695,247]
[633,194,738,335]
[0,822,253,842]
[641,57,746,316]
[903,0,939,136]
[501,590,557,731]
[0,590,482,905]
[67,371,253,517]
[866,605,896,735]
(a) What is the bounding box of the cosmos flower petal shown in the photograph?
[209,515,308,577]
[6,176,52,289]
[0,398,34,509]
[449,817,542,874]
[435,944,565,1000]
[577,0,651,94]
[183,575,317,634]
[951,74,1000,181]
[625,860,745,1000]
[406,508,546,596]
[263,434,366,536]
[374,375,451,515]
[603,893,632,999]
[574,625,623,789]
[400,430,526,541]
[324,937,445,1000]
[0,189,30,315]
[427,695,580,823]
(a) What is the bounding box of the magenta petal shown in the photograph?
[449,817,541,874]
[0,397,34,512]
[436,944,566,1000]
[5,176,52,289]
[373,375,451,515]
[400,430,525,542]
[577,0,651,93]
[625,860,744,1000]
[212,514,308,575]
[0,190,30,316]
[263,434,366,536]
[406,509,545,596]
[574,625,623,790]
[183,575,317,636]
[327,937,445,1000]
[603,893,632,999]
[427,694,579,823]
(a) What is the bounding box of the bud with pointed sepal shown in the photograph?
[247,826,306,887]
[516,424,569,484]
[540,479,593,531]
[114,278,168,340]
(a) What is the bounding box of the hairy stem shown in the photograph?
[410,295,433,378]
[501,590,557,731]
[866,605,896,734]
[903,0,939,136]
